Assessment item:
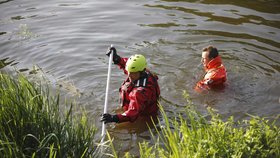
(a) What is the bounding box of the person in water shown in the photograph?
[195,45,227,92]
[101,47,160,124]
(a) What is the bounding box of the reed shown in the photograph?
[138,105,280,158]
[0,72,97,158]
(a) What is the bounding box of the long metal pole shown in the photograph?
[101,45,113,143]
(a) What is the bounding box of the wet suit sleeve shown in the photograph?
[116,57,129,75]
[195,72,213,93]
[195,79,210,93]
[117,88,147,123]
[195,67,227,93]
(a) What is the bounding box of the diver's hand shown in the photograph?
[100,113,119,124]
[106,47,121,64]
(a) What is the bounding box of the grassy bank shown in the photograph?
[138,106,280,158]
[1,71,279,158]
[0,72,97,157]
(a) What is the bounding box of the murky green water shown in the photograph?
[1,0,279,156]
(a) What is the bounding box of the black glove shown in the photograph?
[106,47,121,64]
[100,113,119,124]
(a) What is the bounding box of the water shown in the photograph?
[1,0,280,156]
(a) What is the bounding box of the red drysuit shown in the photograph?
[195,56,227,92]
[116,57,160,123]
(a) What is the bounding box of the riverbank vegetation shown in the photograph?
[1,70,279,158]
[137,106,280,158]
[0,72,98,157]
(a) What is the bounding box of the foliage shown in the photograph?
[0,72,97,158]
[2,70,279,158]
[139,105,280,158]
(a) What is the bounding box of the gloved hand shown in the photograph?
[106,47,121,64]
[100,113,119,124]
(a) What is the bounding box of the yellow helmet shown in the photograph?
[125,54,147,72]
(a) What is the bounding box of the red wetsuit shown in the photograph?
[116,57,160,123]
[195,56,227,92]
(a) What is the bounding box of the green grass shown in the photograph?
[2,70,279,158]
[138,105,280,158]
[0,72,98,158]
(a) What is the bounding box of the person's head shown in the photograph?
[201,45,219,67]
[125,54,147,81]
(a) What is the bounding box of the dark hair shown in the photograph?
[203,45,219,59]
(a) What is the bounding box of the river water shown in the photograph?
[1,0,280,156]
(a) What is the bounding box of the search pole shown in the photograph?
[101,45,113,143]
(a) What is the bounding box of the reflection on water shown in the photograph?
[0,0,12,5]
[1,0,280,156]
[0,58,14,69]
[161,0,280,14]
[143,2,280,48]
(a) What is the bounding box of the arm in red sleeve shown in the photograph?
[195,68,227,93]
[117,88,147,123]
[195,79,211,93]
[116,57,128,75]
